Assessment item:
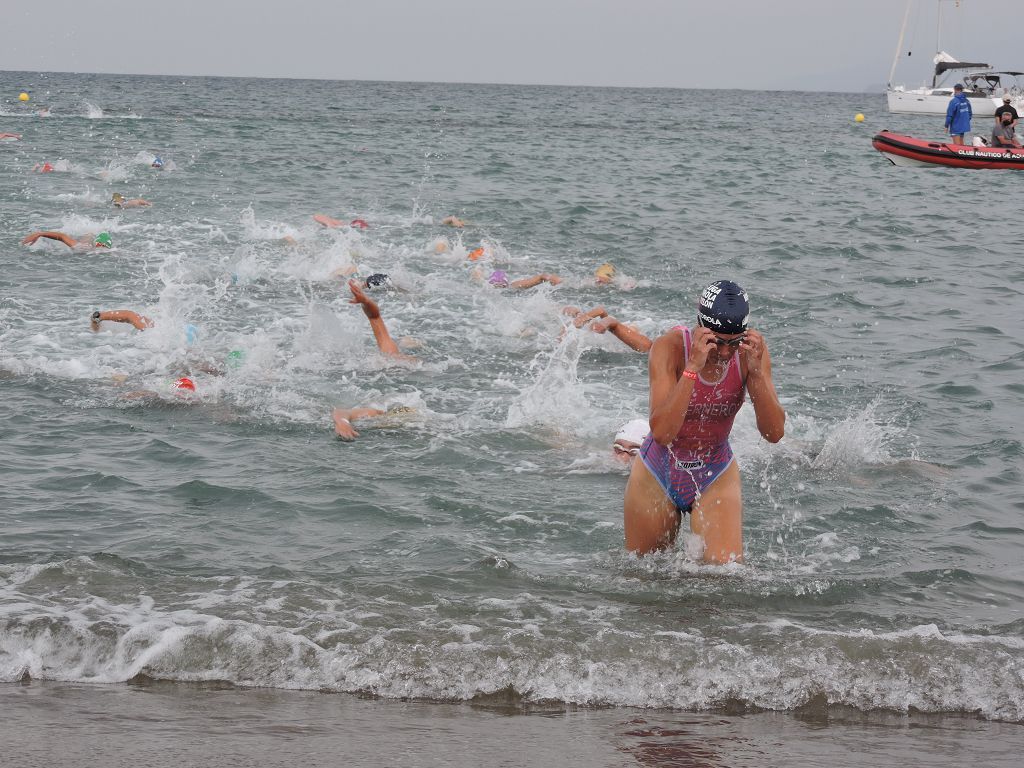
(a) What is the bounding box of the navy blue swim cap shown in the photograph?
[364,273,392,290]
[697,280,749,334]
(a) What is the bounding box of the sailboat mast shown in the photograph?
[889,0,913,87]
[933,0,962,87]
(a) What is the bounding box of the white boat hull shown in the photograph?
[886,88,1015,116]
[879,151,935,167]
[888,88,1007,115]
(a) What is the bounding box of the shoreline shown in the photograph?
[5,680,1021,767]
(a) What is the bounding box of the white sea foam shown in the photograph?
[811,396,908,469]
[1,575,1021,720]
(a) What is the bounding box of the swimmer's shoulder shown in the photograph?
[649,328,686,369]
[652,326,686,350]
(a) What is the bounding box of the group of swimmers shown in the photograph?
[327,259,787,565]
[15,135,785,567]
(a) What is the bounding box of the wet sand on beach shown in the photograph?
[4,681,1021,768]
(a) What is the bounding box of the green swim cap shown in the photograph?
[226,349,245,368]
[94,232,112,248]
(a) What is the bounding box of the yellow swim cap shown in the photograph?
[386,405,417,416]
[595,263,616,282]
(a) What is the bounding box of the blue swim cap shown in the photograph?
[152,156,164,168]
[697,280,749,334]
[184,324,199,345]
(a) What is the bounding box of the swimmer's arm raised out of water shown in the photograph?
[332,406,386,440]
[90,310,154,332]
[566,305,651,353]
[509,273,562,290]
[739,329,785,443]
[22,231,78,248]
[347,279,417,362]
[313,214,343,228]
[568,305,609,327]
[591,317,653,353]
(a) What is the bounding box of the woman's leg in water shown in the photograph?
[624,460,681,553]
[690,460,743,564]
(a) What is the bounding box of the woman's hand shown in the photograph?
[687,326,716,371]
[740,329,768,378]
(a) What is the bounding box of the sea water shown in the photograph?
[1,73,1022,735]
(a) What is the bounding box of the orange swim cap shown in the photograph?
[468,247,485,261]
[173,377,196,392]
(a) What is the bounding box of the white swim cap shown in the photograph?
[614,419,650,446]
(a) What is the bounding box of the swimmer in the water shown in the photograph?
[486,269,562,290]
[151,156,165,169]
[331,281,420,439]
[112,193,152,209]
[363,272,406,292]
[313,214,369,229]
[331,404,418,441]
[613,419,650,464]
[347,279,418,362]
[623,280,785,564]
[594,263,616,284]
[90,310,154,331]
[33,162,55,172]
[90,311,202,349]
[441,215,466,228]
[22,231,113,250]
[564,306,653,353]
[121,376,203,401]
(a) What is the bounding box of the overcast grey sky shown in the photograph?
[2,0,1021,91]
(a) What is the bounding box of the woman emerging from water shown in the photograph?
[624,280,785,564]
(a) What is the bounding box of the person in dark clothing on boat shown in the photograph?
[991,111,1022,148]
[945,84,972,145]
[994,95,1018,132]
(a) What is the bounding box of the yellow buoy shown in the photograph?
[855,113,865,123]
[18,92,30,102]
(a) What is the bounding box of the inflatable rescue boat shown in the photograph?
[872,130,1024,169]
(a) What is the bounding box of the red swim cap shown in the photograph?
[173,377,196,392]
[350,218,369,229]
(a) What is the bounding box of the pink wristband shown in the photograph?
[682,369,698,381]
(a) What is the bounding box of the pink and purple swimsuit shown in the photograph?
[639,326,746,513]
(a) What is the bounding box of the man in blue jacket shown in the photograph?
[945,83,972,145]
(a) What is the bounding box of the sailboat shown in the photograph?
[885,1,1024,116]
